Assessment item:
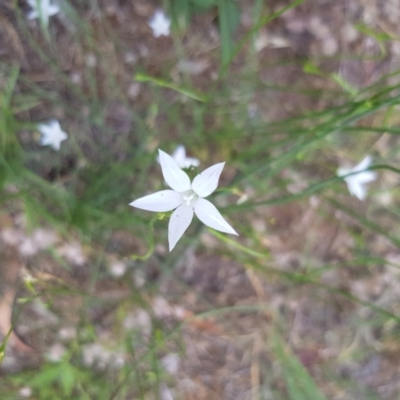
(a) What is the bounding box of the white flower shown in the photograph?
[27,0,60,27]
[130,149,238,251]
[337,155,377,200]
[157,145,200,169]
[37,119,68,151]
[148,9,171,38]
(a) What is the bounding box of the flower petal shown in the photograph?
[173,145,200,168]
[49,4,60,15]
[337,166,350,178]
[172,145,186,163]
[159,149,191,192]
[194,198,238,235]
[191,162,225,197]
[184,157,200,168]
[168,205,194,251]
[130,190,182,212]
[354,170,377,184]
[148,9,171,37]
[353,155,373,173]
[347,180,366,201]
[27,10,38,19]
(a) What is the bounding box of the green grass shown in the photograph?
[1,0,400,398]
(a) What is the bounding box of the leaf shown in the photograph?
[134,72,207,102]
[2,66,19,106]
[221,0,304,73]
[190,0,217,9]
[330,73,358,97]
[0,67,22,160]
[303,61,322,76]
[353,23,390,58]
[354,23,392,42]
[272,332,327,400]
[170,0,191,30]
[60,362,76,397]
[218,0,240,67]
[29,364,64,387]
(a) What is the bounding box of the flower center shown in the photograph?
[182,190,198,206]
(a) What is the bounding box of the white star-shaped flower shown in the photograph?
[157,145,200,169]
[130,149,238,251]
[37,119,68,151]
[27,0,60,27]
[337,155,377,200]
[148,9,171,38]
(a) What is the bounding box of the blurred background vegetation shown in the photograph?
[1,0,400,399]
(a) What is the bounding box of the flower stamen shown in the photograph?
[183,192,196,206]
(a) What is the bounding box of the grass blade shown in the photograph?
[272,331,327,400]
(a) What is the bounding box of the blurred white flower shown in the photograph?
[337,155,377,200]
[130,149,238,251]
[37,119,68,151]
[157,145,200,169]
[148,9,171,38]
[27,0,59,27]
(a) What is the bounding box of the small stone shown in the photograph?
[341,22,359,42]
[19,238,38,257]
[1,228,22,245]
[47,343,66,363]
[109,261,126,277]
[322,37,338,56]
[85,53,97,68]
[19,387,32,398]
[161,353,180,375]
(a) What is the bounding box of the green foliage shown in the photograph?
[135,72,207,102]
[25,361,118,399]
[272,332,327,400]
[169,0,218,29]
[169,0,240,66]
[217,0,241,66]
[1,0,400,398]
[0,67,21,162]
